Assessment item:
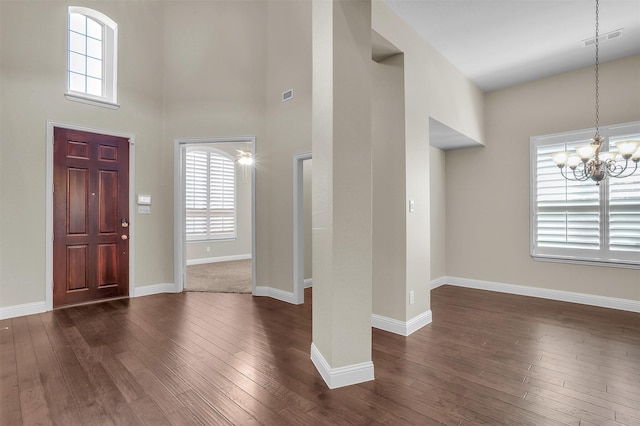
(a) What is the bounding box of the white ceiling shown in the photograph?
[385,0,640,92]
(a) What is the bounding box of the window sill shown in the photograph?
[65,93,120,110]
[186,237,238,243]
[532,254,640,270]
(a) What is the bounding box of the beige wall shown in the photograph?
[161,0,268,280]
[303,159,313,280]
[446,55,640,301]
[429,146,446,280]
[0,0,166,306]
[372,53,407,319]
[372,0,485,321]
[261,0,312,292]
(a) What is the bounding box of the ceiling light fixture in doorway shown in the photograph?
[236,149,254,166]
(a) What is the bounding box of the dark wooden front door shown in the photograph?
[53,127,130,307]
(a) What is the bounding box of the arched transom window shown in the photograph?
[66,7,118,108]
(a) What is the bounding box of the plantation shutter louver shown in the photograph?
[609,138,640,253]
[185,148,236,241]
[535,140,600,250]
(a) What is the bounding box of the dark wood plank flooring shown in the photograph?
[1,285,638,425]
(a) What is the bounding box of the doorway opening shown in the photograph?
[174,137,256,294]
[293,152,312,304]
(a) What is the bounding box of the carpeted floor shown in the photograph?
[186,259,252,293]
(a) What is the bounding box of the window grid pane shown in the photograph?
[86,17,103,40]
[69,72,86,93]
[69,52,86,74]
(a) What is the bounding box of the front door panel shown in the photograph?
[53,127,129,307]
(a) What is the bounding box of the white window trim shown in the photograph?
[530,121,640,269]
[66,6,119,109]
[185,146,238,242]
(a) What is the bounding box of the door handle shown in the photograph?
[121,235,128,240]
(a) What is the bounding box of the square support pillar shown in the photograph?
[310,0,374,389]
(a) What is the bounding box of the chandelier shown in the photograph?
[550,0,640,185]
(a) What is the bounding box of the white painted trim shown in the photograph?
[293,152,312,305]
[1,282,179,320]
[406,310,433,335]
[0,302,47,320]
[304,278,313,288]
[254,286,297,304]
[46,121,136,312]
[430,276,448,289]
[64,93,120,110]
[371,310,432,336]
[174,137,256,295]
[310,343,375,389]
[186,254,252,266]
[133,283,179,298]
[431,276,640,313]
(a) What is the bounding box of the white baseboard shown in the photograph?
[254,286,297,304]
[133,283,179,297]
[310,343,374,389]
[430,276,448,289]
[0,301,47,320]
[303,278,313,288]
[0,282,178,320]
[371,310,432,336]
[186,254,252,266]
[431,276,640,313]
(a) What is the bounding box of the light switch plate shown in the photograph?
[138,205,151,214]
[137,194,151,205]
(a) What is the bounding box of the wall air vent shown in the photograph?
[582,28,623,47]
[282,88,294,102]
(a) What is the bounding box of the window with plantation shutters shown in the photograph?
[531,122,640,268]
[185,147,236,241]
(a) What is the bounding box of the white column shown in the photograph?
[310,0,374,389]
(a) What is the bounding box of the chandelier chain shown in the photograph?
[594,0,600,137]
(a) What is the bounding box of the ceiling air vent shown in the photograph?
[282,88,294,102]
[582,28,623,47]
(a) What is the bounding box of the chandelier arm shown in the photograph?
[604,158,625,177]
[562,166,589,182]
[607,160,639,179]
[560,167,578,181]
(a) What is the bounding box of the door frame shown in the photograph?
[293,152,311,304]
[46,121,136,312]
[174,136,256,293]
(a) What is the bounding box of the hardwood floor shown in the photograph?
[1,285,638,425]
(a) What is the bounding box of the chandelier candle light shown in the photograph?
[550,0,640,184]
